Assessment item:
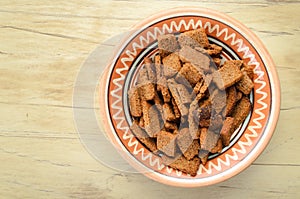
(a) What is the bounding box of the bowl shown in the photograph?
[99,7,280,187]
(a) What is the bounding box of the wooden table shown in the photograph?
[1,0,299,198]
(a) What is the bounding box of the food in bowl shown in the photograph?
[102,7,280,186]
[128,28,254,176]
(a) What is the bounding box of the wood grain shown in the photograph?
[0,0,299,198]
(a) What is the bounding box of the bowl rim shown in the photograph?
[100,7,281,187]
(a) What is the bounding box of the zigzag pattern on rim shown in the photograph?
[109,18,268,176]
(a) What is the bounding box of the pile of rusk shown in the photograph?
[128,28,254,176]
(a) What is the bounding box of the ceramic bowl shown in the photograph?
[99,7,280,187]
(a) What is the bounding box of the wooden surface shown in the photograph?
[1,0,300,198]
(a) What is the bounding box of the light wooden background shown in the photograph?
[1,0,299,198]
